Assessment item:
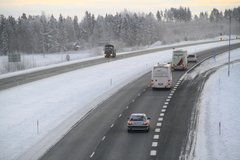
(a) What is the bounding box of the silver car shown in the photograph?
[187,54,197,62]
[127,113,150,132]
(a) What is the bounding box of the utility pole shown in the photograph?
[227,16,231,77]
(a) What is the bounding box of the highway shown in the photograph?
[39,43,240,160]
[0,40,238,91]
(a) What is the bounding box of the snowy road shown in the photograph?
[0,39,240,160]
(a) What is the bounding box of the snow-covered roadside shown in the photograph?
[185,49,240,160]
[0,39,239,160]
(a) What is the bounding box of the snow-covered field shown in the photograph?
[190,50,240,160]
[0,37,239,160]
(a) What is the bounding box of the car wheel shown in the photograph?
[147,127,150,132]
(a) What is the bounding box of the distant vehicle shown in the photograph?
[172,49,188,70]
[235,36,239,39]
[151,63,172,89]
[219,38,224,41]
[187,54,197,62]
[104,44,116,58]
[127,113,150,132]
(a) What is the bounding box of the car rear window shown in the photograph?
[130,115,146,121]
[188,55,195,57]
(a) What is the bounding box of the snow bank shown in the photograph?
[193,60,240,160]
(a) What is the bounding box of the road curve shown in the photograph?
[38,43,240,160]
[1,40,239,91]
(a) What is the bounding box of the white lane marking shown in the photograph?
[163,105,167,109]
[168,96,171,98]
[153,135,159,139]
[138,94,140,96]
[158,117,163,121]
[155,128,161,132]
[172,88,176,91]
[152,142,158,147]
[166,99,170,101]
[119,114,122,117]
[169,93,173,96]
[132,99,135,102]
[160,113,165,117]
[156,123,162,126]
[164,102,169,105]
[90,152,95,158]
[111,124,114,127]
[150,150,157,156]
[161,109,166,112]
[102,136,106,141]
[171,91,174,94]
[126,106,129,109]
[174,86,177,89]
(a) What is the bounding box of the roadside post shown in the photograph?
[212,52,216,58]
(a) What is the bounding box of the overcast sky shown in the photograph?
[0,0,239,20]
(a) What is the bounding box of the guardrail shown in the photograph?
[179,45,240,81]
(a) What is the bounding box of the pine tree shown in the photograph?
[49,15,59,53]
[58,14,68,52]
[1,24,8,55]
[156,10,161,22]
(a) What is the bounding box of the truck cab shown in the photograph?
[104,44,116,58]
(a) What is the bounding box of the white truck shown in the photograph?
[172,49,188,70]
[151,63,172,89]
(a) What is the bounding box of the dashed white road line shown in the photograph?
[158,117,163,121]
[102,136,106,141]
[156,123,162,126]
[150,150,157,156]
[90,152,95,158]
[161,109,166,112]
[153,135,159,139]
[155,128,161,132]
[166,99,170,101]
[163,105,167,109]
[160,113,165,117]
[164,102,169,105]
[152,142,158,147]
[111,124,114,127]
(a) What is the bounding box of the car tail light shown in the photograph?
[128,122,132,125]
[143,122,148,125]
[151,80,153,85]
[168,80,170,84]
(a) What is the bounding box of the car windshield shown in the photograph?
[130,115,146,121]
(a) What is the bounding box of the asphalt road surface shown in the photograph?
[39,43,240,160]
